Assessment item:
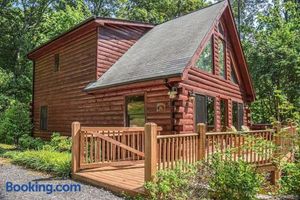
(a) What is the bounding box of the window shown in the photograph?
[231,65,238,84]
[230,58,238,84]
[196,38,213,73]
[126,95,145,127]
[40,106,48,130]
[232,102,244,130]
[218,40,226,79]
[220,99,228,131]
[195,95,215,131]
[54,54,60,72]
[218,23,224,36]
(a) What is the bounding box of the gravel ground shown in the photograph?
[0,158,124,200]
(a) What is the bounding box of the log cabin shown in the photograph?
[27,0,255,139]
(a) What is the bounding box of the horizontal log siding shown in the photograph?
[96,24,150,78]
[34,29,98,138]
[178,20,250,132]
[33,24,174,139]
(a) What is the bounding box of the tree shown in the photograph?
[241,0,300,123]
[84,0,121,17]
[0,0,90,106]
[117,0,209,24]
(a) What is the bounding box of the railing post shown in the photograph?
[274,122,282,157]
[144,123,157,182]
[197,123,206,161]
[272,122,282,185]
[72,122,81,174]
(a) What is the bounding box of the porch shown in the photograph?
[71,123,296,196]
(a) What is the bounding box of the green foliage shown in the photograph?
[48,132,72,152]
[242,1,300,124]
[144,163,197,200]
[117,0,208,24]
[0,101,32,145]
[207,154,263,200]
[18,134,45,150]
[280,162,300,195]
[0,143,17,157]
[3,149,71,177]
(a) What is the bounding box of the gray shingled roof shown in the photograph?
[85,1,225,91]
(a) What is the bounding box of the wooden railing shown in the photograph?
[205,130,275,165]
[144,123,296,183]
[71,122,161,172]
[157,133,199,170]
[72,122,296,184]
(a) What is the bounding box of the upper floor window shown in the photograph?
[231,63,238,84]
[196,37,213,73]
[54,54,60,72]
[218,23,225,37]
[40,106,48,130]
[126,95,145,127]
[218,40,226,79]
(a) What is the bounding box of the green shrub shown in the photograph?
[49,132,72,152]
[18,134,45,150]
[207,154,263,200]
[144,163,197,200]
[4,149,71,177]
[0,143,16,156]
[280,162,300,195]
[0,101,32,145]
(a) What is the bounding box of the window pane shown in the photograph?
[195,95,215,131]
[54,54,59,72]
[238,103,244,130]
[196,38,213,73]
[207,97,215,131]
[40,106,48,130]
[232,102,243,130]
[219,40,225,78]
[220,99,228,131]
[231,62,238,84]
[218,23,224,36]
[232,102,238,130]
[126,95,145,127]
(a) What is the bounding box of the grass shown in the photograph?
[0,143,71,177]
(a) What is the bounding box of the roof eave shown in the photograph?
[226,2,256,101]
[27,17,155,60]
[84,73,183,92]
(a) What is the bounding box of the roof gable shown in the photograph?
[85,1,226,91]
[27,17,154,60]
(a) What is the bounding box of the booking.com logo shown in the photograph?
[6,181,81,194]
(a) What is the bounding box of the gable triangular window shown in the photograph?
[231,60,238,84]
[196,37,213,73]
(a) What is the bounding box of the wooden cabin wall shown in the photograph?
[33,29,98,139]
[33,25,174,139]
[96,24,150,78]
[176,19,250,132]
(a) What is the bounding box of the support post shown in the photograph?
[271,169,281,185]
[197,123,206,161]
[272,122,282,185]
[71,122,81,174]
[144,123,157,182]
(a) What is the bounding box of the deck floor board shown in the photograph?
[73,163,145,195]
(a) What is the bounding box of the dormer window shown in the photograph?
[196,37,213,73]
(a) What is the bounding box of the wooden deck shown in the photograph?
[71,123,296,196]
[72,163,145,196]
